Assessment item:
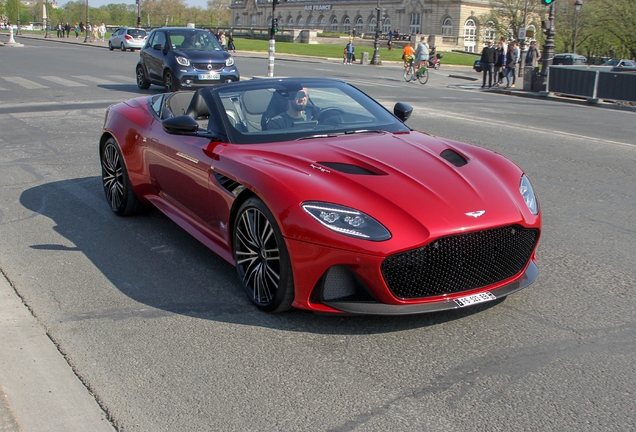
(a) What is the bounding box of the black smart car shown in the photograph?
[136,27,240,91]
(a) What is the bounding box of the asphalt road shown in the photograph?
[1,36,635,431]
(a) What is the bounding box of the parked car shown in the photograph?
[136,27,239,92]
[99,77,542,314]
[108,27,147,52]
[552,53,587,66]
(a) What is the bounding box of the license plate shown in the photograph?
[198,73,220,80]
[454,292,496,307]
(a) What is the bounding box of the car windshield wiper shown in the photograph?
[296,134,338,141]
[344,129,386,135]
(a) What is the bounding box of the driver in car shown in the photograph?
[267,89,311,130]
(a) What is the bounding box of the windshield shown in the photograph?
[168,30,223,51]
[211,80,410,144]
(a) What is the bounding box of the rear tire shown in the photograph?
[120,42,126,52]
[233,197,294,313]
[100,138,144,216]
[108,41,113,51]
[418,68,429,85]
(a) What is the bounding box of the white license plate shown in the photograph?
[454,292,496,307]
[198,73,220,80]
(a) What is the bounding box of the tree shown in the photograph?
[207,0,230,28]
[480,0,545,45]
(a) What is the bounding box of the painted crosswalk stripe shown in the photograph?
[2,77,48,89]
[73,75,120,85]
[106,75,134,82]
[40,76,88,87]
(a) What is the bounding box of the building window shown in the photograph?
[484,21,495,44]
[251,15,257,27]
[319,17,326,30]
[343,17,351,33]
[287,17,294,29]
[383,18,391,33]
[369,18,376,33]
[235,15,242,27]
[464,19,476,52]
[331,18,338,32]
[356,17,364,34]
[297,17,304,29]
[409,13,420,34]
[442,17,452,36]
[308,17,315,28]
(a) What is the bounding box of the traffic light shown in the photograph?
[273,18,278,33]
[541,0,555,5]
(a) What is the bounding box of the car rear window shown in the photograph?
[128,29,147,37]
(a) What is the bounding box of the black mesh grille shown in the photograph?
[381,225,539,299]
[193,62,225,71]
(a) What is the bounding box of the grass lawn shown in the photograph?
[233,37,477,66]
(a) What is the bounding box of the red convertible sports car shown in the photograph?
[99,77,541,314]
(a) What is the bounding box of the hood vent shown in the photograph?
[440,149,468,167]
[317,162,381,175]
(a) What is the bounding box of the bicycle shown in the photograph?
[403,59,429,84]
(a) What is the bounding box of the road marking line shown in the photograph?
[73,75,120,85]
[1,77,48,89]
[40,76,88,87]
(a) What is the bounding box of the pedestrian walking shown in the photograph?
[227,31,235,52]
[493,40,505,87]
[480,40,496,88]
[526,40,541,68]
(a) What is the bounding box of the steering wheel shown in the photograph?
[317,107,345,124]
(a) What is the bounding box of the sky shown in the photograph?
[57,0,210,10]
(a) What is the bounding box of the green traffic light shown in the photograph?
[542,0,554,4]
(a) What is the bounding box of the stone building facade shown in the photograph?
[229,0,538,52]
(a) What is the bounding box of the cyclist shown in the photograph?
[402,43,414,68]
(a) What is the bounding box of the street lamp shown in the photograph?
[573,0,582,54]
[16,0,21,36]
[370,1,381,65]
[83,0,90,43]
[44,0,51,38]
[136,0,141,28]
[518,0,529,78]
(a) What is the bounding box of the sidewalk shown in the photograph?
[0,271,114,431]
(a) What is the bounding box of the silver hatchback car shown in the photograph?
[108,27,148,52]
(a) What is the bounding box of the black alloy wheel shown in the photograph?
[164,70,180,92]
[136,65,150,89]
[100,138,144,216]
[233,197,294,313]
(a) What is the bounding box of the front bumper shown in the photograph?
[174,68,240,87]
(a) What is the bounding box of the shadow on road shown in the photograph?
[19,176,505,335]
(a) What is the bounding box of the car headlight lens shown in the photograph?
[176,56,190,67]
[302,202,391,241]
[519,175,539,215]
[225,56,234,67]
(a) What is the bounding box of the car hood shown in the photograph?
[230,131,530,242]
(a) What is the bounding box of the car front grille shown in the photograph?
[381,225,539,299]
[192,62,226,71]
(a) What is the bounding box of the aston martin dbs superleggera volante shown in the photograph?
[99,77,541,315]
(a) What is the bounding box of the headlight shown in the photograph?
[176,56,190,67]
[225,56,234,67]
[519,175,539,215]
[302,202,391,241]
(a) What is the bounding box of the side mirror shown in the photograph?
[153,43,163,51]
[162,115,199,135]
[393,102,413,122]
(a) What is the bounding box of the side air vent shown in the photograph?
[214,172,245,196]
[440,149,468,167]
[317,162,381,175]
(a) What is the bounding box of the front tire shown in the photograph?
[100,137,144,216]
[136,65,150,89]
[233,197,294,313]
[418,68,429,84]
[403,66,414,82]
[164,70,180,92]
